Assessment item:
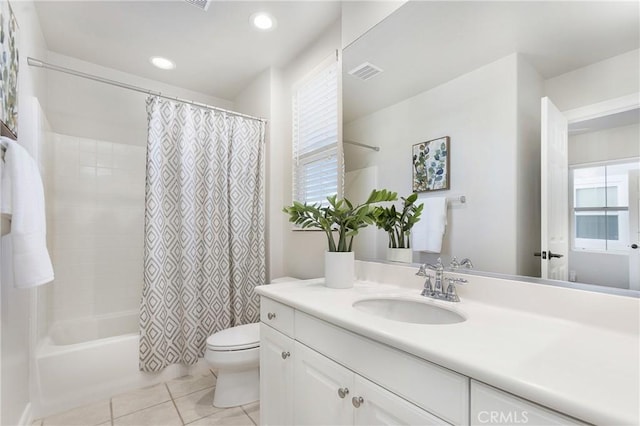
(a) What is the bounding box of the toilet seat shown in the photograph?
[206,323,260,351]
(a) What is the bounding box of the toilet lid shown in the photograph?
[206,323,260,351]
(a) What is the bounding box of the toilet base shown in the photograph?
[212,367,260,408]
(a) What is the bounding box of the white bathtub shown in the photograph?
[34,311,196,417]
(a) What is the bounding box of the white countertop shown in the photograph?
[256,272,640,426]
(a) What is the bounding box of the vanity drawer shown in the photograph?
[260,297,294,337]
[295,311,469,425]
[470,381,586,426]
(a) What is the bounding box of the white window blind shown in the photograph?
[292,55,341,206]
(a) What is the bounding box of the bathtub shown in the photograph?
[34,311,195,417]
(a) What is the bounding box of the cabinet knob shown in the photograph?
[351,396,364,408]
[281,351,290,359]
[267,312,276,320]
[337,387,349,399]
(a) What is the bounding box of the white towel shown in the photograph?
[0,136,54,288]
[411,196,447,253]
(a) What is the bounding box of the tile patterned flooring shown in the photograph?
[32,370,259,426]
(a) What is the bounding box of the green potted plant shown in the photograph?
[373,193,423,263]
[283,189,397,288]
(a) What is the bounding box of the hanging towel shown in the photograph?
[411,196,447,253]
[0,136,54,288]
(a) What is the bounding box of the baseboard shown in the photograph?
[18,402,33,426]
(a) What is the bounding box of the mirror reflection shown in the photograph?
[342,1,640,292]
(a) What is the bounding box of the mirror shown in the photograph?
[342,1,640,294]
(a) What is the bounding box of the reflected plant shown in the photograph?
[283,189,398,252]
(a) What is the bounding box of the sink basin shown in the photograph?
[353,298,466,325]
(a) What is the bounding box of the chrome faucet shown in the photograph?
[426,258,445,297]
[416,257,468,302]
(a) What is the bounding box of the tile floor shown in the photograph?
[32,370,259,426]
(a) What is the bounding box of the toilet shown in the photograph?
[204,277,299,408]
[205,322,260,408]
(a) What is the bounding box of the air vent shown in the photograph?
[184,0,211,11]
[348,62,383,81]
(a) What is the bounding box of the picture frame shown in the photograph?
[0,0,19,137]
[412,136,450,192]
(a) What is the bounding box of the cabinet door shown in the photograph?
[353,375,448,425]
[260,323,295,426]
[293,342,354,426]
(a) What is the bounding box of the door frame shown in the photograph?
[560,92,640,286]
[563,93,639,125]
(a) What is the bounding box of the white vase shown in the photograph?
[324,251,355,289]
[387,248,413,263]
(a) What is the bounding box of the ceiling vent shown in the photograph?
[184,0,211,11]
[348,62,383,81]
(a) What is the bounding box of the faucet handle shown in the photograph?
[449,257,460,270]
[420,276,433,297]
[416,264,428,277]
[445,277,468,302]
[460,258,474,269]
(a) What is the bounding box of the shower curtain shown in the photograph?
[139,96,265,372]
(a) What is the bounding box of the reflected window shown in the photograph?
[571,160,639,251]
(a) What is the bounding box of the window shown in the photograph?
[292,53,341,206]
[571,160,639,252]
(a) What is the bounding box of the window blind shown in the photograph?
[292,56,340,206]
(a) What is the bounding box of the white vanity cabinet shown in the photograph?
[260,296,465,425]
[293,342,445,426]
[470,381,586,426]
[259,299,295,426]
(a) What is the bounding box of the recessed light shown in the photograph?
[150,56,176,70]
[250,12,276,31]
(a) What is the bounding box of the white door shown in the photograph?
[293,342,353,426]
[352,375,446,425]
[541,97,569,280]
[260,324,295,426]
[629,169,640,290]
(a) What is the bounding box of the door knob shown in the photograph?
[548,251,564,259]
[632,244,639,249]
[352,396,364,408]
[534,251,547,259]
[338,387,349,398]
[281,351,290,359]
[267,312,276,320]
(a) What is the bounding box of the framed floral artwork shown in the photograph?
[0,0,18,138]
[412,136,450,192]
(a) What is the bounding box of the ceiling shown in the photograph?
[344,1,640,123]
[35,1,341,101]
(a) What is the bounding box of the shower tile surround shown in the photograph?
[32,371,259,426]
[47,133,146,323]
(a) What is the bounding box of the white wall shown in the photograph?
[1,2,48,425]
[569,123,640,165]
[544,49,640,112]
[568,123,640,288]
[279,20,342,280]
[233,67,287,281]
[515,55,544,277]
[345,54,528,275]
[45,51,233,147]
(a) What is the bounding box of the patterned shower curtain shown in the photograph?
[139,96,265,372]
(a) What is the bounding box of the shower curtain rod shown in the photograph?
[27,57,267,123]
[344,140,380,152]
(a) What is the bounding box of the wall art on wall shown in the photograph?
[0,0,18,138]
[412,136,450,192]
